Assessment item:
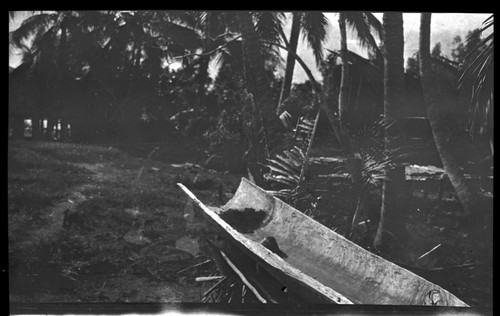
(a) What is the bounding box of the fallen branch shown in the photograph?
[220,250,267,303]
[202,276,228,300]
[417,244,442,261]
[196,276,225,282]
[177,259,212,274]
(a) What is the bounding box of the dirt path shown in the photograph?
[9,141,240,303]
[21,163,114,248]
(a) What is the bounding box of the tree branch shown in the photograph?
[277,25,290,48]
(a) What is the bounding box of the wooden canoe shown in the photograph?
[177,178,469,306]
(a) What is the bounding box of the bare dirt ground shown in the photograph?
[8,140,240,303]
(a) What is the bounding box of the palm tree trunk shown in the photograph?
[238,12,275,120]
[374,12,408,252]
[419,13,476,218]
[238,12,276,187]
[276,12,301,116]
[338,12,350,126]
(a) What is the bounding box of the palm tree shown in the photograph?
[373,12,407,252]
[419,13,478,218]
[338,12,350,126]
[9,11,121,140]
[276,11,330,116]
[157,11,224,109]
[191,12,221,108]
[329,12,384,241]
[105,11,159,140]
[10,10,205,141]
[162,11,285,182]
[9,51,38,139]
[237,11,281,186]
[10,11,75,139]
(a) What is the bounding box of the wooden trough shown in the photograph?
[177,178,468,306]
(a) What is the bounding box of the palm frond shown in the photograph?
[362,12,383,37]
[189,11,208,31]
[30,25,59,65]
[457,14,494,134]
[264,147,304,198]
[208,38,243,76]
[9,11,39,23]
[351,118,412,190]
[253,12,284,44]
[267,154,301,173]
[265,104,321,205]
[301,11,330,66]
[10,13,56,49]
[343,12,382,59]
[482,14,494,26]
[251,12,286,69]
[463,14,493,48]
[163,10,199,30]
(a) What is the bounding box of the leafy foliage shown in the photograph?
[264,107,320,205]
[457,16,494,136]
[253,12,286,68]
[300,12,331,66]
[343,12,383,62]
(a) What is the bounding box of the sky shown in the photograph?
[9,12,493,83]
